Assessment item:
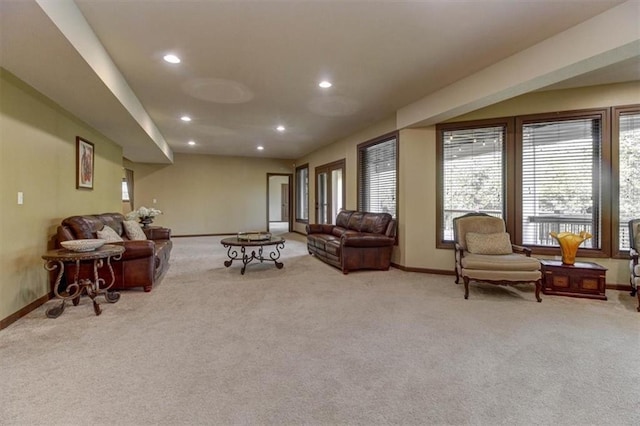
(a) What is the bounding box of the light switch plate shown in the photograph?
[17,192,23,205]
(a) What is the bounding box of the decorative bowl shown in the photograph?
[61,239,106,252]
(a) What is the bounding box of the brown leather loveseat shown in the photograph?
[306,210,396,274]
[56,213,172,292]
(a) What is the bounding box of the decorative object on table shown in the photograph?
[549,231,592,265]
[126,206,162,228]
[76,136,94,190]
[60,239,106,252]
[237,231,272,241]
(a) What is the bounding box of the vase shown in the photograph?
[139,217,153,228]
[549,231,592,265]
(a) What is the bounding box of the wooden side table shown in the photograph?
[540,259,607,300]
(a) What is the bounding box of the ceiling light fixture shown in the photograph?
[276,125,285,132]
[163,54,181,64]
[257,146,264,151]
[319,81,332,88]
[188,140,196,146]
[180,115,191,122]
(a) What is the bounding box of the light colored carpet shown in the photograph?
[1,234,639,426]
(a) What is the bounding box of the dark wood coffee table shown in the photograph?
[221,236,285,274]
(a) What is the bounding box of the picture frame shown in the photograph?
[76,136,94,189]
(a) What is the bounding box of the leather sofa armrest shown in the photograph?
[144,227,171,240]
[341,233,395,248]
[120,240,155,260]
[307,224,334,234]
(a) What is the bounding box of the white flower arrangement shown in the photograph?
[126,206,162,220]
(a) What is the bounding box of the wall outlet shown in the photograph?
[152,198,157,204]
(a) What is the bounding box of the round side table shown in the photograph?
[42,244,125,318]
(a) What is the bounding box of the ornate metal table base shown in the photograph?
[221,237,285,275]
[43,245,124,318]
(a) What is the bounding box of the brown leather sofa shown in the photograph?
[306,210,396,274]
[56,213,172,292]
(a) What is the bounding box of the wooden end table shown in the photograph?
[42,244,125,318]
[540,259,607,300]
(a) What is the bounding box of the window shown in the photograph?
[295,164,309,222]
[121,178,130,202]
[437,121,508,242]
[519,114,603,249]
[437,109,612,257]
[615,107,640,252]
[358,134,398,217]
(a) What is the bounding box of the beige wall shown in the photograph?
[294,82,640,285]
[126,153,292,236]
[0,69,124,322]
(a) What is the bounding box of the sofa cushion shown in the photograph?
[123,220,147,241]
[466,232,513,255]
[360,213,392,234]
[62,215,103,239]
[347,211,365,231]
[462,253,540,271]
[325,240,341,256]
[335,210,355,228]
[97,225,123,242]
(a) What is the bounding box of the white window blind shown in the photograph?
[619,111,640,250]
[442,126,504,241]
[521,118,601,248]
[358,137,397,217]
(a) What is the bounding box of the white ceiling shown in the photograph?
[1,0,638,163]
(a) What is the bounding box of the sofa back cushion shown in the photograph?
[62,215,104,239]
[97,213,125,236]
[360,213,393,235]
[347,212,365,231]
[335,210,355,228]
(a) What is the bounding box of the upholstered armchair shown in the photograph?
[628,219,640,312]
[453,213,542,302]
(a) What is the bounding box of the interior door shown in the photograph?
[315,159,345,225]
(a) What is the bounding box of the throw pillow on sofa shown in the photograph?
[97,225,123,242]
[466,232,512,255]
[123,220,147,241]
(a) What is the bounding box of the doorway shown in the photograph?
[315,159,345,225]
[267,173,293,235]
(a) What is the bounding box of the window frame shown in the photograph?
[436,118,515,249]
[612,104,640,258]
[437,108,613,258]
[295,163,309,224]
[357,132,399,219]
[515,108,610,258]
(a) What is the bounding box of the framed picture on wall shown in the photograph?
[76,136,94,189]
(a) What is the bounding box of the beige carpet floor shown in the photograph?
[1,234,639,425]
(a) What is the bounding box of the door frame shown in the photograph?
[266,173,293,232]
[315,159,346,225]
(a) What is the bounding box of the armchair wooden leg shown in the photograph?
[463,276,470,299]
[534,279,542,303]
[637,292,640,312]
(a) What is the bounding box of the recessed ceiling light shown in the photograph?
[319,81,332,88]
[163,54,181,64]
[180,115,191,122]
[276,125,285,132]
[188,140,196,146]
[257,146,264,151]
